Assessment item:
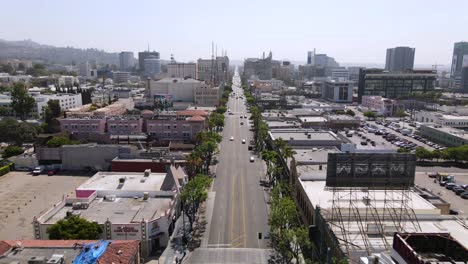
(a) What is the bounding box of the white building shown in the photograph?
[361,95,398,116]
[119,51,135,70]
[33,166,187,257]
[167,63,197,79]
[414,110,468,128]
[331,68,349,81]
[58,76,79,87]
[35,93,83,114]
[322,80,353,103]
[113,71,130,83]
[144,56,161,77]
[148,78,203,102]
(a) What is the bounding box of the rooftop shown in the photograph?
[292,147,339,164]
[0,240,140,264]
[422,124,468,140]
[77,171,171,193]
[270,130,341,142]
[298,116,327,123]
[154,78,201,84]
[44,196,173,224]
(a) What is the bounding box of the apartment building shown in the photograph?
[107,116,144,135]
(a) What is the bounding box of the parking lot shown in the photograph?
[415,171,468,215]
[0,171,90,239]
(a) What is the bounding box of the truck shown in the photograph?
[437,174,455,183]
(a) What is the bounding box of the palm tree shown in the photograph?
[261,150,278,181]
[186,152,203,180]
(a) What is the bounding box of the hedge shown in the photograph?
[0,164,10,176]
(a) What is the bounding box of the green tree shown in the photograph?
[208,112,225,130]
[345,109,356,116]
[47,215,103,239]
[262,150,278,181]
[363,111,377,120]
[47,99,62,118]
[180,174,212,230]
[2,145,24,158]
[415,147,432,160]
[10,83,35,120]
[46,136,79,148]
[397,147,410,153]
[395,108,407,120]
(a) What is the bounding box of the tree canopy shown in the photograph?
[10,83,35,120]
[47,216,103,240]
[0,118,38,145]
[46,136,79,148]
[180,174,212,230]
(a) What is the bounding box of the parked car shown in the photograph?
[32,166,45,176]
[460,192,468,199]
[454,188,466,195]
[445,183,456,190]
[47,168,59,176]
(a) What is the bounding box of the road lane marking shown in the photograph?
[241,158,247,248]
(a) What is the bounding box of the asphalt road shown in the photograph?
[207,71,270,249]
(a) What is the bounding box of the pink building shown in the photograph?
[361,95,398,117]
[146,114,205,142]
[107,116,143,135]
[59,116,107,135]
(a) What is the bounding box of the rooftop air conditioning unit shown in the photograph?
[46,255,64,264]
[28,256,46,264]
[144,169,151,177]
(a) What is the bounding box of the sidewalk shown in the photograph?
[158,215,190,264]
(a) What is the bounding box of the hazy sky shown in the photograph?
[2,0,467,65]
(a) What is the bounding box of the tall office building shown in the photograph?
[79,61,89,77]
[307,51,313,65]
[138,51,160,71]
[243,52,273,80]
[450,42,468,89]
[385,47,415,72]
[119,52,135,70]
[144,56,161,77]
[197,56,229,85]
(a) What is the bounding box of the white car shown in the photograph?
[242,139,246,144]
[230,136,234,141]
[250,156,254,162]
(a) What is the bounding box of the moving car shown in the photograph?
[242,139,246,144]
[240,121,244,125]
[230,136,234,141]
[248,145,253,150]
[250,156,255,162]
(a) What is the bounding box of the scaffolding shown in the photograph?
[327,153,421,260]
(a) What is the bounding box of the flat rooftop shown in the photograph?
[43,196,172,224]
[271,130,341,142]
[299,179,438,214]
[265,120,300,128]
[78,172,167,192]
[292,147,339,164]
[298,116,327,123]
[422,124,468,140]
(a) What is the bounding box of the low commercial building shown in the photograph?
[0,240,141,264]
[113,71,130,83]
[269,129,343,148]
[34,167,186,256]
[146,113,206,143]
[298,116,327,128]
[414,110,468,128]
[325,114,361,129]
[194,85,220,107]
[59,116,107,136]
[419,124,468,147]
[248,79,284,93]
[148,78,203,102]
[322,80,353,103]
[361,95,398,116]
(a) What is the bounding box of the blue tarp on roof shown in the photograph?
[73,240,110,264]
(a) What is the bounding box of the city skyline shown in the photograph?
[2,0,468,65]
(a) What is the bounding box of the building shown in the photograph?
[79,61,89,77]
[148,78,203,102]
[34,93,83,115]
[0,240,141,264]
[196,56,229,85]
[36,143,137,171]
[107,116,143,135]
[57,76,79,87]
[325,114,361,129]
[450,41,468,89]
[33,168,186,256]
[248,78,284,93]
[146,113,206,142]
[119,51,135,70]
[59,116,107,136]
[322,80,353,103]
[414,110,468,128]
[167,62,196,79]
[269,129,343,148]
[361,95,398,116]
[385,46,415,72]
[194,85,221,107]
[138,51,160,71]
[419,124,468,147]
[243,52,274,80]
[307,51,313,65]
[357,69,436,103]
[113,71,130,83]
[144,56,161,77]
[461,66,468,93]
[331,68,349,81]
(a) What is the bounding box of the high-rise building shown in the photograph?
[243,52,273,80]
[79,61,89,77]
[450,42,468,89]
[144,56,161,77]
[357,69,436,102]
[197,56,229,85]
[385,46,415,72]
[119,52,135,70]
[307,51,313,65]
[138,51,160,71]
[168,63,197,79]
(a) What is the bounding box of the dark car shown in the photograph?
[454,188,466,195]
[460,192,468,199]
[439,181,448,186]
[47,168,59,176]
[445,183,456,190]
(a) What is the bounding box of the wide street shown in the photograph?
[206,71,270,249]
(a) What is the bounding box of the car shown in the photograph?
[460,192,468,199]
[454,188,466,195]
[361,141,368,145]
[32,166,45,176]
[428,172,440,179]
[240,115,243,119]
[449,209,459,215]
[439,181,448,186]
[244,115,247,118]
[240,121,244,125]
[248,145,253,150]
[47,168,59,176]
[230,136,234,141]
[242,139,246,144]
[250,156,254,162]
[445,183,456,190]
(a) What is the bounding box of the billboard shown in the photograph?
[153,94,173,102]
[111,224,141,239]
[325,153,416,189]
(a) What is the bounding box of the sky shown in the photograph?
[1,0,468,66]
